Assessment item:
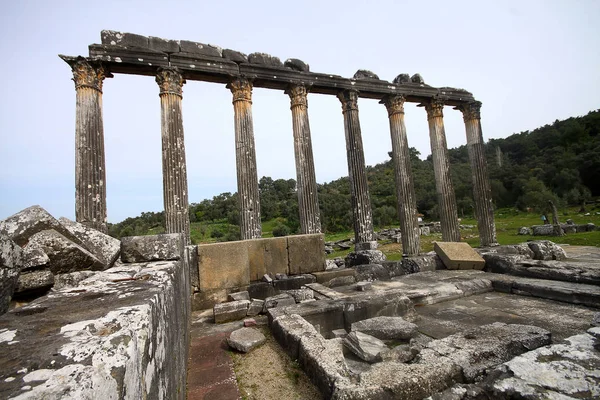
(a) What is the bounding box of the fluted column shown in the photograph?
[337,90,376,249]
[382,95,420,255]
[70,58,110,233]
[227,78,261,240]
[456,101,498,246]
[423,98,461,242]
[286,85,321,234]
[156,67,190,244]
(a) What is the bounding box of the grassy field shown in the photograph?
[189,206,600,260]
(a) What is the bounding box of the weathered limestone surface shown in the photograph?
[14,270,54,294]
[0,257,191,400]
[382,95,420,255]
[25,230,105,274]
[350,316,418,340]
[58,217,120,268]
[214,300,250,323]
[156,67,191,244]
[227,327,266,353]
[228,78,262,240]
[121,233,183,263]
[527,240,567,261]
[456,101,498,247]
[343,331,387,363]
[287,234,326,275]
[354,264,390,282]
[345,250,385,267]
[423,98,460,242]
[337,90,375,247]
[287,85,321,234]
[246,237,288,281]
[197,241,250,292]
[0,236,22,314]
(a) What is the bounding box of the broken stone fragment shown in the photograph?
[120,233,183,263]
[228,291,250,302]
[351,316,418,340]
[0,235,23,314]
[393,73,411,84]
[243,318,257,327]
[411,73,425,84]
[213,300,250,324]
[246,299,265,317]
[178,40,222,57]
[343,331,388,363]
[20,245,50,271]
[58,217,120,269]
[14,270,54,294]
[247,52,284,68]
[262,274,273,283]
[353,69,379,80]
[356,281,372,291]
[527,240,567,261]
[380,344,419,363]
[331,329,348,338]
[518,226,532,235]
[25,230,105,274]
[283,288,314,303]
[228,327,266,353]
[222,49,248,63]
[284,58,309,72]
[272,274,316,291]
[264,293,296,310]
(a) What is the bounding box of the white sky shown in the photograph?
[1,0,599,222]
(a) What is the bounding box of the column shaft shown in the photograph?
[71,59,109,233]
[228,78,261,240]
[337,90,375,248]
[382,96,420,255]
[156,68,190,244]
[287,85,321,234]
[457,101,498,246]
[424,99,461,242]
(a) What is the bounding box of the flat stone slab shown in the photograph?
[227,327,266,353]
[213,300,250,324]
[351,316,418,340]
[343,331,388,363]
[304,282,348,300]
[434,242,485,270]
[264,293,296,310]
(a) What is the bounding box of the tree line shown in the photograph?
[108,109,600,239]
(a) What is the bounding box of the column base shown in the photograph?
[354,241,378,251]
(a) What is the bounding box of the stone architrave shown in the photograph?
[156,67,190,245]
[286,85,321,234]
[381,95,420,255]
[68,58,111,233]
[423,98,460,242]
[227,78,262,240]
[455,101,498,246]
[337,90,376,249]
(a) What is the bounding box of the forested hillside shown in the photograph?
[108,110,600,238]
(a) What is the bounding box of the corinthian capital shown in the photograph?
[424,98,445,120]
[71,59,108,92]
[337,90,359,113]
[156,68,185,97]
[455,101,482,122]
[381,95,405,117]
[286,85,308,109]
[227,78,253,103]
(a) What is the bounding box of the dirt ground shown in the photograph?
[230,326,323,400]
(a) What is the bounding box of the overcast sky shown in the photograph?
[0,0,599,223]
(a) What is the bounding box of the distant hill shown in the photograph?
[108,109,600,238]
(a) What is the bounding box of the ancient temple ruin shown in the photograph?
[60,30,497,254]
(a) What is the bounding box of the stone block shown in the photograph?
[58,217,120,269]
[0,205,81,248]
[246,299,264,316]
[228,327,266,353]
[311,268,356,287]
[527,240,567,261]
[228,291,250,302]
[284,58,309,71]
[197,241,250,292]
[21,244,50,270]
[272,274,316,291]
[343,331,387,363]
[247,52,283,68]
[213,300,250,324]
[345,250,385,267]
[434,242,485,270]
[25,230,105,274]
[355,241,378,251]
[532,224,554,236]
[401,253,444,273]
[353,69,380,80]
[192,288,229,311]
[246,237,288,282]
[247,281,276,299]
[1,236,22,314]
[101,30,148,48]
[329,276,356,287]
[121,233,183,263]
[222,49,248,63]
[350,316,418,340]
[148,36,179,53]
[271,314,319,360]
[14,270,54,294]
[287,234,325,275]
[304,283,348,300]
[185,245,199,290]
[264,293,296,310]
[283,288,314,302]
[356,281,372,291]
[179,40,221,57]
[354,264,390,281]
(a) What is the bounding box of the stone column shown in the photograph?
[227,78,261,240]
[156,67,190,244]
[286,85,321,234]
[337,90,376,249]
[456,101,498,246]
[423,98,461,242]
[70,59,110,233]
[382,95,420,255]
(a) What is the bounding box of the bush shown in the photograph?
[272,223,291,237]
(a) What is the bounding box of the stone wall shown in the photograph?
[0,236,191,399]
